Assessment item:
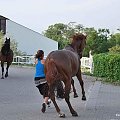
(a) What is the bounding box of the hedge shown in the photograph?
[93,53,120,83]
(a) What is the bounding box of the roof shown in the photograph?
[0,15,9,20]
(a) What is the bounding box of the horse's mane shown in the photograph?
[72,33,86,42]
[64,33,87,58]
[1,38,11,56]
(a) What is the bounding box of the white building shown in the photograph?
[0,15,58,56]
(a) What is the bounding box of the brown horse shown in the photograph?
[0,38,14,79]
[44,33,87,117]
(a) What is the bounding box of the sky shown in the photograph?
[0,0,120,34]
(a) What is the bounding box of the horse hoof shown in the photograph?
[82,96,86,101]
[5,74,8,78]
[1,77,4,79]
[72,111,78,117]
[74,94,78,98]
[59,113,65,118]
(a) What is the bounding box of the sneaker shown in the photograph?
[47,99,51,107]
[41,103,46,113]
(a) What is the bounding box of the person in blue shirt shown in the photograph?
[34,50,51,113]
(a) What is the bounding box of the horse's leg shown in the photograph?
[71,78,78,98]
[49,83,65,118]
[1,62,4,79]
[56,81,64,99]
[64,78,78,116]
[5,62,10,78]
[76,70,86,101]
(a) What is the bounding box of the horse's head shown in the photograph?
[1,38,11,56]
[4,38,10,49]
[5,38,10,45]
[71,33,87,58]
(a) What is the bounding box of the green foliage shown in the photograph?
[43,23,113,56]
[43,23,85,49]
[10,39,18,56]
[0,31,4,48]
[43,23,70,49]
[108,33,120,48]
[82,28,111,56]
[83,28,98,56]
[109,45,120,54]
[93,53,120,83]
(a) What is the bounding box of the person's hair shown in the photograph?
[35,50,44,60]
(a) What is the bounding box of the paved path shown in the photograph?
[0,66,120,120]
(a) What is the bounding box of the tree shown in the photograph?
[108,33,120,48]
[43,23,78,49]
[81,28,111,56]
[94,29,110,54]
[83,27,98,56]
[108,33,120,54]
[43,23,112,56]
[10,38,18,56]
[0,31,4,48]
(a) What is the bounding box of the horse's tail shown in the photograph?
[45,58,59,82]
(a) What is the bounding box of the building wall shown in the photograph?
[5,20,58,56]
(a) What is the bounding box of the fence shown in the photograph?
[81,57,93,74]
[12,56,35,65]
[12,53,93,73]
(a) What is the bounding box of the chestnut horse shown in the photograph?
[0,38,14,79]
[44,33,86,117]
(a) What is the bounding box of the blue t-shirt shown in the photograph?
[34,59,45,78]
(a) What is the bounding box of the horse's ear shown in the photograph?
[83,33,87,40]
[5,37,10,40]
[8,38,10,42]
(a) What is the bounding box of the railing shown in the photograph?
[81,57,93,74]
[12,54,93,73]
[12,56,35,65]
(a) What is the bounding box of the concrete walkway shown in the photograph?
[84,77,120,120]
[0,67,120,120]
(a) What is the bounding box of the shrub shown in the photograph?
[93,53,120,83]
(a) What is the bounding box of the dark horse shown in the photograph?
[44,33,87,117]
[0,38,14,79]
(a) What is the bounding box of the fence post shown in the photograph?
[89,51,93,74]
